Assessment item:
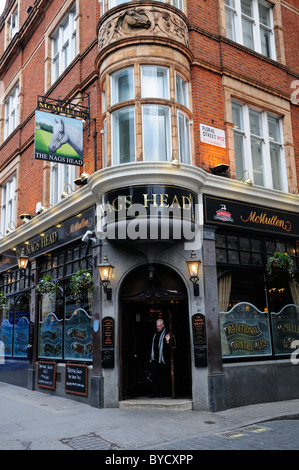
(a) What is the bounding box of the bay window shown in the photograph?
[111,68,134,105]
[176,74,189,108]
[141,66,169,100]
[112,107,135,164]
[142,105,171,162]
[177,112,190,164]
[106,64,191,166]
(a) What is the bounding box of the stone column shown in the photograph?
[202,226,227,411]
[90,241,104,408]
[27,259,38,391]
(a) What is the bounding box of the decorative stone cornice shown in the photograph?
[97,2,189,53]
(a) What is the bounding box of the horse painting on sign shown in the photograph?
[49,117,83,159]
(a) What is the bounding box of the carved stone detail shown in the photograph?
[98,6,189,51]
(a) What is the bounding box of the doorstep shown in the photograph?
[119,397,193,411]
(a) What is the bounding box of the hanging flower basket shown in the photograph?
[0,292,8,311]
[36,275,59,298]
[266,252,294,277]
[69,269,93,299]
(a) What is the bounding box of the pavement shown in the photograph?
[1,381,299,454]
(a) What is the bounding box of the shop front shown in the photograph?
[0,205,100,403]
[204,194,299,408]
[2,164,299,410]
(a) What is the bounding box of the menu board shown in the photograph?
[102,317,114,347]
[193,314,206,345]
[37,361,56,390]
[65,364,88,396]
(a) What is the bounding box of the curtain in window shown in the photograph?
[142,105,170,161]
[289,279,299,307]
[218,270,232,312]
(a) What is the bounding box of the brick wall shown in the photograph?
[0,0,298,221]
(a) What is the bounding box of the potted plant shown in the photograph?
[266,252,294,277]
[36,275,59,298]
[0,292,8,311]
[69,269,93,299]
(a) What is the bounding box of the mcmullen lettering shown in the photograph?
[241,211,291,232]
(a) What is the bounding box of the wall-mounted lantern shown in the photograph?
[98,254,114,301]
[186,250,201,296]
[17,248,29,270]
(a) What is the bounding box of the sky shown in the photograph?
[0,0,4,16]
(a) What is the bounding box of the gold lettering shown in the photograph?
[241,210,291,232]
[143,194,158,208]
[125,195,133,209]
[112,197,122,211]
[182,194,192,210]
[159,194,169,208]
[170,195,181,209]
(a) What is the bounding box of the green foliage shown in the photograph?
[266,252,294,277]
[69,269,93,298]
[0,292,8,311]
[36,275,59,297]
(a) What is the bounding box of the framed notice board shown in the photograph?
[102,317,114,347]
[37,361,56,390]
[65,363,88,396]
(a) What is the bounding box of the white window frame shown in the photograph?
[111,106,136,165]
[111,67,134,106]
[9,6,19,41]
[175,73,189,108]
[224,0,276,60]
[141,66,170,100]
[4,84,19,140]
[177,111,191,164]
[50,163,76,205]
[51,5,77,84]
[1,174,17,237]
[232,101,287,191]
[142,105,171,162]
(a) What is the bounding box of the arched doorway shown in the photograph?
[120,263,191,400]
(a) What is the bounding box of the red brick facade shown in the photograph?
[0,0,299,410]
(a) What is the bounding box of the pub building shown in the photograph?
[1,164,299,411]
[0,0,299,412]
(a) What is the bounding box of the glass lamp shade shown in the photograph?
[98,255,114,286]
[186,251,201,280]
[17,251,29,270]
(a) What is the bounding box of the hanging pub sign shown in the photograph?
[204,195,299,238]
[34,110,83,166]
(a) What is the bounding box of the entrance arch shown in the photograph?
[119,263,191,400]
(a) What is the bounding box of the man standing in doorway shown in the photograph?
[149,319,170,397]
